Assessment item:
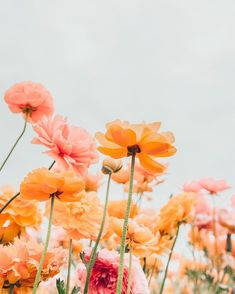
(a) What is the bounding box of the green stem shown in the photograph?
[66,239,73,294]
[127,241,133,294]
[84,173,112,294]
[159,224,180,294]
[0,116,27,173]
[9,285,14,294]
[116,153,136,294]
[0,161,55,214]
[32,195,55,293]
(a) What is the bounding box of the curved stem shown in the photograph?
[116,153,136,294]
[0,116,28,173]
[159,224,180,294]
[84,173,112,294]
[127,240,133,294]
[66,239,73,294]
[0,192,20,214]
[32,195,55,293]
[0,160,55,215]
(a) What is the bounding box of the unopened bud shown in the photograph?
[102,158,123,174]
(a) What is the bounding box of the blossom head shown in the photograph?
[32,115,99,177]
[199,178,230,195]
[4,81,54,123]
[20,168,85,202]
[77,248,149,294]
[96,120,176,174]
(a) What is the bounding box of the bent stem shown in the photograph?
[159,224,180,294]
[127,240,133,294]
[0,160,55,214]
[84,173,112,294]
[116,153,136,294]
[66,239,73,294]
[32,195,55,293]
[0,115,28,173]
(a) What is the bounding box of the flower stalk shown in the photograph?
[127,240,133,294]
[66,239,73,294]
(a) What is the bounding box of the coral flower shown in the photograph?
[47,192,106,241]
[77,248,149,294]
[0,186,41,244]
[32,115,99,177]
[4,81,54,123]
[96,120,176,173]
[108,199,139,219]
[20,168,85,202]
[219,209,235,233]
[199,178,230,195]
[0,238,65,291]
[84,172,103,192]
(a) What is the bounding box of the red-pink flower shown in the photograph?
[32,115,99,177]
[199,178,230,195]
[77,249,149,294]
[4,81,54,123]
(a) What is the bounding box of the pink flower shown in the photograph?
[4,81,54,123]
[219,209,235,233]
[194,194,212,215]
[183,181,202,193]
[198,178,230,195]
[231,195,235,208]
[32,115,99,177]
[77,249,149,294]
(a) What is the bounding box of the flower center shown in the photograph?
[127,144,141,156]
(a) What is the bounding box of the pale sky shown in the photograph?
[0,1,235,212]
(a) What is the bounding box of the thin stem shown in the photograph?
[0,116,28,173]
[32,195,55,293]
[212,196,219,271]
[0,192,20,213]
[148,258,157,286]
[9,285,14,294]
[116,153,136,294]
[159,224,180,294]
[0,160,55,214]
[83,173,112,294]
[127,240,133,294]
[66,239,73,294]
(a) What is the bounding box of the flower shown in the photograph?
[47,192,106,241]
[183,181,202,193]
[32,115,99,177]
[219,209,235,233]
[102,158,123,174]
[108,200,139,219]
[0,186,41,244]
[96,120,176,173]
[84,172,103,192]
[4,81,54,123]
[199,178,230,195]
[0,238,65,290]
[77,248,149,294]
[20,168,85,202]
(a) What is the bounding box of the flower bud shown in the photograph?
[102,158,122,174]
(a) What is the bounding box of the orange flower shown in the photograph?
[84,172,103,192]
[0,186,41,244]
[108,199,139,219]
[46,192,106,241]
[0,238,65,290]
[96,120,176,173]
[20,168,85,202]
[156,193,195,234]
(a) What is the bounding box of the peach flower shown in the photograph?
[199,178,230,195]
[47,192,106,241]
[108,199,139,219]
[84,172,103,192]
[219,209,235,233]
[32,115,99,177]
[4,81,54,123]
[96,120,176,174]
[77,248,149,294]
[0,186,41,244]
[0,238,65,290]
[20,168,85,202]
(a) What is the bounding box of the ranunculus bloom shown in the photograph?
[77,248,149,294]
[108,199,139,219]
[0,186,41,244]
[0,238,65,290]
[199,178,230,195]
[4,81,54,123]
[32,115,99,177]
[96,120,176,174]
[47,192,106,241]
[156,193,195,234]
[20,168,85,202]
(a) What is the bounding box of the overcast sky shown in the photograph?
[0,1,234,212]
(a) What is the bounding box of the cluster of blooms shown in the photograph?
[0,81,233,294]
